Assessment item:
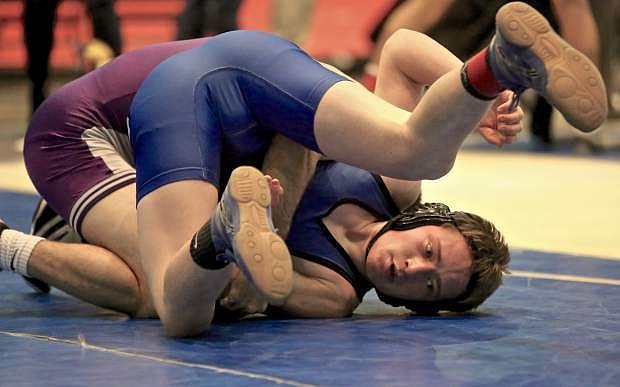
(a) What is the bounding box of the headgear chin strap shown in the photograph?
[364,202,456,261]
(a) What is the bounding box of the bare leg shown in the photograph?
[27,240,145,314]
[137,180,232,336]
[80,184,155,317]
[315,30,492,181]
[7,184,154,317]
[316,3,607,179]
[374,30,462,109]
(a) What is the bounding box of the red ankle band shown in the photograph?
[462,47,505,99]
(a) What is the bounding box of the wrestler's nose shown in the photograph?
[403,257,434,275]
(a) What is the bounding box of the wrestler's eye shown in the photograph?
[424,241,433,259]
[426,278,434,290]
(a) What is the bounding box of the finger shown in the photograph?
[496,91,519,113]
[480,128,504,147]
[497,108,524,124]
[503,135,517,144]
[497,123,522,137]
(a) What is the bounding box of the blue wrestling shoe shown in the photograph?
[488,1,607,132]
[210,166,293,305]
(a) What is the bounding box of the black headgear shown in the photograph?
[364,202,479,314]
[364,202,456,259]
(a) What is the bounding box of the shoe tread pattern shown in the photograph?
[229,166,293,305]
[497,1,607,132]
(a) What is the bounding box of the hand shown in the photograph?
[219,266,268,314]
[477,90,524,147]
[264,175,284,208]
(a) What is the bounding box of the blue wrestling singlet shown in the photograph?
[129,30,348,202]
[286,161,401,299]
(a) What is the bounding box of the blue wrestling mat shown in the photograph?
[2,190,620,386]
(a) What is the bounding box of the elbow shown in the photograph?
[329,292,360,318]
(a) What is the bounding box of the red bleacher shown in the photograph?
[0,0,396,71]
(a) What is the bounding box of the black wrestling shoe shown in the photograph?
[489,1,607,132]
[0,218,7,236]
[31,199,82,243]
[0,218,6,273]
[21,199,83,294]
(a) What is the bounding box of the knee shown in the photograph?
[160,312,214,338]
[393,143,456,181]
[129,291,157,318]
[382,29,431,57]
[423,158,455,180]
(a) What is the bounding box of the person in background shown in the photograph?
[176,0,242,40]
[362,0,601,148]
[23,0,122,114]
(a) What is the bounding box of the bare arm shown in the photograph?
[220,257,360,318]
[272,258,360,318]
[263,134,321,239]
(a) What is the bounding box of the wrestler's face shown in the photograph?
[365,225,472,302]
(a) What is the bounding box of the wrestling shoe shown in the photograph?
[0,218,7,272]
[210,166,293,306]
[488,1,607,132]
[21,199,83,294]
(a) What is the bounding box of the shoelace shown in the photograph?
[216,199,236,238]
[508,89,523,112]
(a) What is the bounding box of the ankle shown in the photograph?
[190,219,231,270]
[0,229,44,275]
[461,46,506,100]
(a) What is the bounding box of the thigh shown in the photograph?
[130,30,348,203]
[136,180,220,309]
[313,81,410,176]
[81,184,142,282]
[24,100,136,234]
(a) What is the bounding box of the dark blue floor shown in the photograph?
[2,191,620,386]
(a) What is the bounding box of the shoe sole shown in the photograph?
[229,166,293,305]
[496,1,607,132]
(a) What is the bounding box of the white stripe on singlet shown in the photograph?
[68,126,136,231]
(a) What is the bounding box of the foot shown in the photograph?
[211,166,293,305]
[488,1,607,132]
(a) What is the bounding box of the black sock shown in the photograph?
[189,220,231,270]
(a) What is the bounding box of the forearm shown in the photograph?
[274,272,359,318]
[262,134,321,238]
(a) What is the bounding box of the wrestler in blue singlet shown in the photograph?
[129,30,348,202]
[287,160,403,300]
